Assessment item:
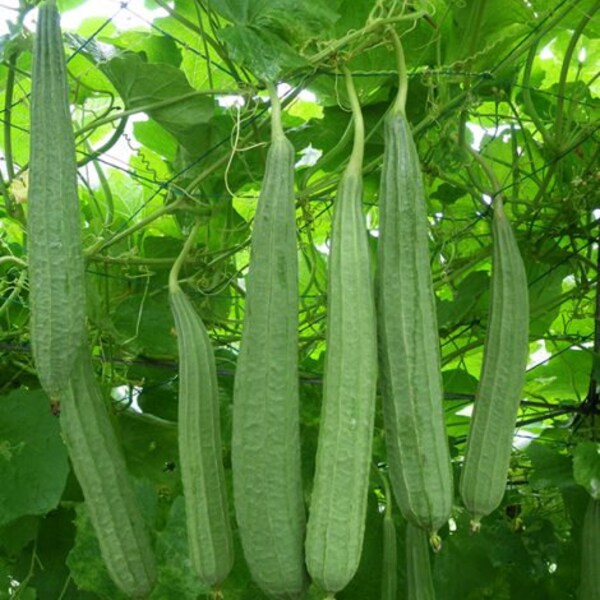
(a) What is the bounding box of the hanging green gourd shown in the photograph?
[459,195,529,529]
[305,67,378,596]
[377,30,453,538]
[231,86,307,599]
[28,0,86,398]
[168,224,234,588]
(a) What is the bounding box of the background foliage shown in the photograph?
[0,0,599,597]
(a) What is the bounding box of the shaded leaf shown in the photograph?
[149,497,209,599]
[573,441,600,499]
[527,441,574,491]
[0,389,69,526]
[112,292,178,359]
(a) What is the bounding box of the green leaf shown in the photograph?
[112,292,178,359]
[527,441,574,491]
[30,508,81,600]
[433,513,502,598]
[338,490,384,599]
[220,24,305,81]
[105,32,182,67]
[66,504,128,600]
[67,482,158,598]
[119,411,180,493]
[133,120,178,161]
[527,259,570,337]
[149,497,209,599]
[527,346,591,403]
[443,368,478,397]
[0,389,69,526]
[573,441,600,499]
[0,515,39,556]
[57,0,88,11]
[101,54,214,152]
[209,0,338,41]
[444,0,534,70]
[437,270,490,331]
[527,0,600,38]
[431,182,467,205]
[206,0,339,80]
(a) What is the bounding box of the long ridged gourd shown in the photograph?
[28,0,86,398]
[377,33,453,535]
[459,197,529,528]
[61,347,157,597]
[168,226,234,588]
[580,497,600,600]
[231,87,307,599]
[305,67,378,596]
[406,523,436,600]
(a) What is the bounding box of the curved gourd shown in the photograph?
[30,4,157,595]
[169,226,234,587]
[459,197,529,528]
[61,348,157,597]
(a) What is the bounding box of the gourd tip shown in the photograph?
[469,518,482,534]
[429,532,443,553]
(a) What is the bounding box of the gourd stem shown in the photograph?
[268,84,285,141]
[301,116,353,189]
[342,67,364,172]
[554,4,598,145]
[462,140,504,208]
[4,51,17,180]
[521,43,552,148]
[168,223,200,293]
[307,11,426,65]
[389,29,407,116]
[0,270,27,317]
[87,198,185,256]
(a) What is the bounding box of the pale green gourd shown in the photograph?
[168,225,234,588]
[406,523,436,600]
[459,197,529,528]
[231,87,307,599]
[305,67,378,596]
[377,32,453,535]
[29,4,157,595]
[579,497,600,600]
[28,0,86,398]
[61,347,157,598]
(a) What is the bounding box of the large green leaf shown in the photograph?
[573,442,600,499]
[101,53,214,152]
[0,389,69,526]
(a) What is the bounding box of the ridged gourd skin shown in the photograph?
[305,68,378,595]
[381,503,398,600]
[28,0,86,398]
[169,282,234,587]
[459,198,529,527]
[377,109,453,534]
[231,93,307,599]
[406,523,436,600]
[579,497,600,600]
[61,347,157,598]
